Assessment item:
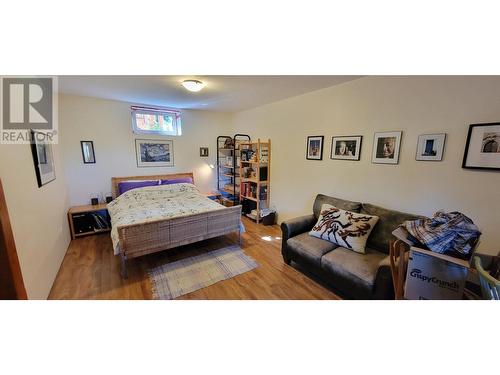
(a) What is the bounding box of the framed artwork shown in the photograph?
[306,136,324,160]
[416,134,446,161]
[372,131,402,164]
[30,130,56,187]
[135,139,174,167]
[199,147,209,157]
[462,122,500,170]
[330,136,363,161]
[80,141,96,164]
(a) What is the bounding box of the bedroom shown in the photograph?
[2,75,499,300]
[1,2,499,375]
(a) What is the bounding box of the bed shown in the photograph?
[108,173,242,277]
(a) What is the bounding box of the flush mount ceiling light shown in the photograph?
[181,79,206,92]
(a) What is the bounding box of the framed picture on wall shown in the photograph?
[462,122,500,170]
[306,136,324,160]
[80,141,96,163]
[30,130,56,187]
[135,139,174,167]
[372,131,402,164]
[330,136,363,161]
[415,133,446,161]
[199,147,209,157]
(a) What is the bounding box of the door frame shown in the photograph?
[0,179,27,299]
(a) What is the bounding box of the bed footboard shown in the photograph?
[117,206,242,275]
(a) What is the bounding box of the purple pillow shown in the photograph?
[160,177,193,185]
[118,180,159,195]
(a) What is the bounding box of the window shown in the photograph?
[131,106,182,136]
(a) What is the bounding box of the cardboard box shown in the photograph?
[404,247,469,300]
[392,227,474,300]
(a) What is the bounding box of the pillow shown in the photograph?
[121,179,160,183]
[309,204,379,254]
[117,180,160,195]
[160,177,193,185]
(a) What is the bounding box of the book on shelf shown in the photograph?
[241,182,248,197]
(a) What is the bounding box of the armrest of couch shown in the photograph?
[373,255,395,299]
[280,214,316,263]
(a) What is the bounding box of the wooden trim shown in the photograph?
[389,239,410,300]
[68,203,109,215]
[111,172,195,199]
[0,179,27,299]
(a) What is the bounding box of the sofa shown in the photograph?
[281,194,421,299]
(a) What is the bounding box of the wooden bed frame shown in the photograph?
[110,173,242,278]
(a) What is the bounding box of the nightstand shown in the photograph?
[203,191,222,203]
[68,203,111,240]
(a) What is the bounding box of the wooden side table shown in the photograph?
[203,191,222,203]
[68,203,111,240]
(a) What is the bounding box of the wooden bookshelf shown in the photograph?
[239,138,271,224]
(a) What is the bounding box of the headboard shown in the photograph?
[111,172,195,199]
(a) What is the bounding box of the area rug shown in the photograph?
[149,245,258,299]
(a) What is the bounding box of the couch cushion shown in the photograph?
[309,204,379,254]
[313,194,362,219]
[287,232,338,266]
[361,203,422,254]
[321,247,387,292]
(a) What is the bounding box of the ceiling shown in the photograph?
[57,76,361,112]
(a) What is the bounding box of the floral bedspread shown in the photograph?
[107,183,224,255]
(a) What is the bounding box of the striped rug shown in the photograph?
[149,245,258,299]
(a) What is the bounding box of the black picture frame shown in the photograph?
[200,147,209,157]
[330,135,363,161]
[30,130,56,188]
[462,122,500,171]
[80,141,96,164]
[306,136,324,160]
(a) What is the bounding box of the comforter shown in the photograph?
[107,183,224,255]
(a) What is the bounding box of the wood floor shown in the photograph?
[49,217,340,300]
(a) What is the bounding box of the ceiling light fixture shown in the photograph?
[181,79,205,92]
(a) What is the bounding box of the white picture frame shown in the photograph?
[135,139,174,167]
[372,131,402,164]
[416,133,446,161]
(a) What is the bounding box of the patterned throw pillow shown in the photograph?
[309,204,379,254]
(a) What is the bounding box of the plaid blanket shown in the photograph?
[403,211,481,257]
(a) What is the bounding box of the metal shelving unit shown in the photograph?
[216,134,251,206]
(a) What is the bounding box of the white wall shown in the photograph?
[0,140,71,299]
[59,94,233,205]
[233,76,500,255]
